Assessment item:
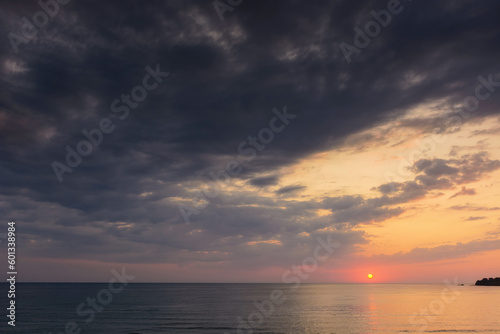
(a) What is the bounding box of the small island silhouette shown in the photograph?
[475,277,500,286]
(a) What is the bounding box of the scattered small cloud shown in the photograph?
[465,216,486,221]
[449,204,500,211]
[249,175,280,187]
[450,186,476,199]
[275,184,306,195]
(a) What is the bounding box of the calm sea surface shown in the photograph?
[1,283,499,333]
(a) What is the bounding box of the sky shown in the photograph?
[1,0,500,283]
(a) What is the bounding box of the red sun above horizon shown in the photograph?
[368,274,373,279]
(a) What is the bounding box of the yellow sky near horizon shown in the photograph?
[170,103,500,281]
[242,110,500,261]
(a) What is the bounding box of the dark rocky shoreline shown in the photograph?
[475,277,500,286]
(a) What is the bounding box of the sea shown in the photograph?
[1,283,499,333]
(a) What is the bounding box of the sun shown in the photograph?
[367,273,373,279]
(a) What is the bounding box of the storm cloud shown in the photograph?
[1,0,500,281]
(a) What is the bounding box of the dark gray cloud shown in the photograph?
[249,175,280,187]
[377,153,500,203]
[1,0,500,280]
[411,153,500,184]
[275,184,306,195]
